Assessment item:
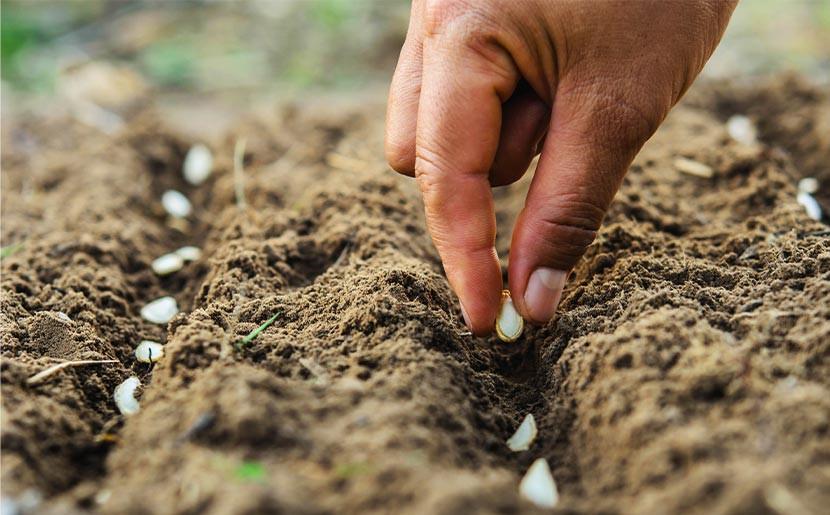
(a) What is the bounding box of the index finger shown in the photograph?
[415,26,518,335]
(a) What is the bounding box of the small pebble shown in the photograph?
[140,296,179,324]
[495,290,524,342]
[151,253,184,275]
[134,340,164,363]
[183,144,213,185]
[798,177,819,194]
[507,413,538,452]
[726,114,758,145]
[175,246,202,261]
[114,376,141,416]
[161,190,192,218]
[797,192,823,221]
[519,458,559,508]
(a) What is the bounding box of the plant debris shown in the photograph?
[27,359,118,385]
[237,312,280,349]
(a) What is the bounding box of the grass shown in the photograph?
[236,312,280,349]
[1,242,24,259]
[235,460,267,483]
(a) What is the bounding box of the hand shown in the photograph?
[385,0,737,335]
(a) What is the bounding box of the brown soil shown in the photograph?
[2,76,828,514]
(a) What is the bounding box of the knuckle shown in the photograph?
[529,194,605,268]
[423,0,470,36]
[591,90,663,148]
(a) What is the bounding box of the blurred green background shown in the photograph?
[2,0,829,102]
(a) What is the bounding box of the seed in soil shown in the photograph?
[726,114,757,145]
[495,290,523,342]
[798,177,819,194]
[161,190,192,218]
[183,144,213,185]
[134,340,164,363]
[114,376,141,416]
[175,246,202,261]
[140,296,179,324]
[506,413,538,452]
[674,157,714,178]
[797,192,823,221]
[519,458,559,508]
[151,253,184,275]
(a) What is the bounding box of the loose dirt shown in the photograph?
[2,76,828,514]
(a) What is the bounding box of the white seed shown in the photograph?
[140,296,178,324]
[519,458,559,509]
[797,192,823,221]
[495,290,524,342]
[507,414,538,452]
[134,340,164,363]
[114,376,141,416]
[175,245,202,261]
[674,157,714,179]
[151,253,184,275]
[798,177,819,194]
[55,311,72,323]
[183,144,213,185]
[726,114,757,146]
[161,190,192,218]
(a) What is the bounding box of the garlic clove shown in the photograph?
[135,340,164,363]
[507,413,538,452]
[519,458,559,508]
[495,290,524,342]
[140,296,178,324]
[151,253,184,275]
[114,376,141,416]
[183,144,213,185]
[161,190,192,218]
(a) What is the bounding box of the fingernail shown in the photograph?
[524,268,567,323]
[459,301,472,330]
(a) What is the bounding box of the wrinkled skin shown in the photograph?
[385,0,737,334]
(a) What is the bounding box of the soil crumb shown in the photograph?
[2,76,828,514]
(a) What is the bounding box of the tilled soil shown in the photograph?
[2,76,829,514]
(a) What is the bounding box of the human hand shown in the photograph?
[385,0,736,335]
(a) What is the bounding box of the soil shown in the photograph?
[2,76,828,514]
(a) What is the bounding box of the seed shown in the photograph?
[161,190,192,218]
[506,413,538,452]
[495,290,524,342]
[175,245,202,261]
[797,192,823,221]
[726,114,757,146]
[674,157,713,179]
[519,458,559,508]
[183,144,213,185]
[798,177,819,195]
[134,340,164,363]
[140,296,178,324]
[151,253,184,275]
[114,376,141,416]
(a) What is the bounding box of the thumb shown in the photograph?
[508,81,664,324]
